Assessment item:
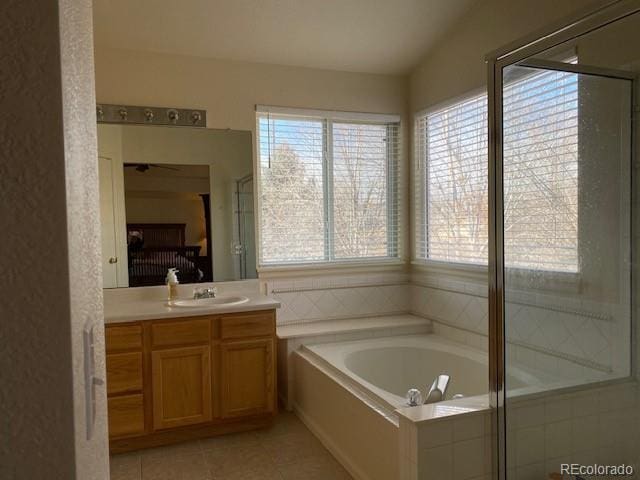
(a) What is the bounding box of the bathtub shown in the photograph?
[292,334,542,480]
[303,334,539,411]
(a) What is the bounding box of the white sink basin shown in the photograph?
[170,295,249,308]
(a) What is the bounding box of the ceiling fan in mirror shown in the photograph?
[124,163,180,173]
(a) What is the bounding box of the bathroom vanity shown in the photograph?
[104,299,278,453]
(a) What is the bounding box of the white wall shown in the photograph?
[0,0,109,478]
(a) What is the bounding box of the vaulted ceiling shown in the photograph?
[93,0,480,75]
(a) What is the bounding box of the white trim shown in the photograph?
[256,104,400,124]
[258,258,406,272]
[411,259,488,284]
[258,259,406,279]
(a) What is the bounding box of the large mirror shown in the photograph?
[98,124,256,288]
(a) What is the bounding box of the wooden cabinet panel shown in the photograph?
[106,324,142,352]
[152,318,210,347]
[106,352,143,395]
[152,345,212,430]
[220,311,275,340]
[108,394,145,438]
[220,338,275,418]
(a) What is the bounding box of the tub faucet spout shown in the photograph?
[424,374,450,404]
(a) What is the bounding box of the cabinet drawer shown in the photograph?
[220,311,275,340]
[106,352,143,396]
[108,394,145,438]
[106,324,142,352]
[152,318,211,347]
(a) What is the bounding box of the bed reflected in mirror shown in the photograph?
[124,163,211,286]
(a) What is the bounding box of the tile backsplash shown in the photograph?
[409,277,628,381]
[264,272,410,325]
[261,267,629,383]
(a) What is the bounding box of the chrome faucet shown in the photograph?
[424,374,450,404]
[193,287,217,299]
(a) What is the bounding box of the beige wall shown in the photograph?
[409,0,611,112]
[95,47,408,132]
[0,0,109,478]
[94,47,411,264]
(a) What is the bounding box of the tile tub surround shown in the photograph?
[265,271,410,326]
[109,411,352,480]
[397,380,640,480]
[103,279,280,323]
[410,278,630,382]
[397,399,493,480]
[504,380,640,479]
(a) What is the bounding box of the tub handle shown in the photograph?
[406,388,423,406]
[424,374,450,404]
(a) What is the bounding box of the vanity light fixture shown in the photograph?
[167,108,180,124]
[96,103,207,127]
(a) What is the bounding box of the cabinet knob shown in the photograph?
[108,257,118,264]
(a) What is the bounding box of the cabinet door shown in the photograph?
[152,345,212,430]
[220,338,275,418]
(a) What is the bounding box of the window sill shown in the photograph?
[411,259,583,295]
[257,258,407,278]
[411,259,488,284]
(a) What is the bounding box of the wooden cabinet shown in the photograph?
[220,338,275,417]
[152,345,212,429]
[105,309,276,452]
[106,352,143,395]
[106,324,142,352]
[220,311,275,340]
[106,324,145,440]
[108,394,145,438]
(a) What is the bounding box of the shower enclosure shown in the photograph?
[488,2,640,478]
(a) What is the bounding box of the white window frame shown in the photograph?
[255,105,403,271]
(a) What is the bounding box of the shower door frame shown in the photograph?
[486,1,640,479]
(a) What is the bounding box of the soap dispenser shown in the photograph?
[166,268,179,303]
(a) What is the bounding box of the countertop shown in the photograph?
[104,291,280,324]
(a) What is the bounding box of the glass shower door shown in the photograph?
[494,18,638,477]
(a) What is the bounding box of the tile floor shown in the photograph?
[110,412,352,480]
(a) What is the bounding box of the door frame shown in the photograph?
[486,1,640,478]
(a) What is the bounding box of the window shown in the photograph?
[257,107,400,266]
[415,67,578,272]
[415,94,489,265]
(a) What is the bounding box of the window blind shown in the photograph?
[415,66,578,272]
[258,115,326,264]
[415,93,489,265]
[258,109,400,266]
[503,67,578,272]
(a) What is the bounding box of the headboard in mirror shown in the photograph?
[97,123,256,288]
